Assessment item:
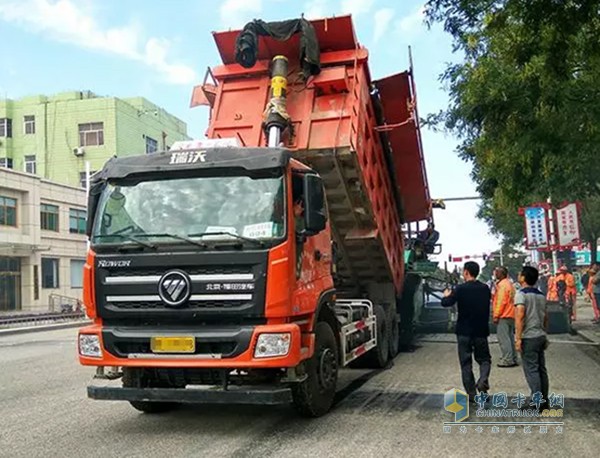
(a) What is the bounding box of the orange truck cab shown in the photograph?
[79,15,433,417]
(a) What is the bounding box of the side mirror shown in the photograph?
[303,174,327,235]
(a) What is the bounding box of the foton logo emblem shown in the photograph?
[169,150,206,165]
[98,260,131,268]
[158,270,191,307]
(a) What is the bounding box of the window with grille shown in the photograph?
[42,258,59,288]
[145,136,158,154]
[79,170,97,188]
[41,203,59,231]
[78,122,104,146]
[24,115,35,135]
[24,155,36,174]
[0,118,12,138]
[69,208,86,234]
[0,196,17,226]
[0,158,13,169]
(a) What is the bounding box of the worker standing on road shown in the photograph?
[558,266,577,321]
[587,265,600,323]
[493,267,518,367]
[441,261,492,402]
[591,264,600,324]
[515,266,549,411]
[546,273,558,302]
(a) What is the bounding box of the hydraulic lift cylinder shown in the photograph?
[265,55,289,147]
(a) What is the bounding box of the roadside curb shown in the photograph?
[0,320,90,337]
[575,329,600,345]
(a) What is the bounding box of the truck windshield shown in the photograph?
[91,175,285,246]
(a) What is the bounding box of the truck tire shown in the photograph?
[291,321,339,417]
[122,368,176,414]
[387,306,399,360]
[398,273,423,349]
[362,304,389,368]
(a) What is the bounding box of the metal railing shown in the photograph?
[0,294,85,328]
[0,312,85,328]
[49,293,84,313]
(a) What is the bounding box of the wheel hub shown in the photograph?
[318,348,337,390]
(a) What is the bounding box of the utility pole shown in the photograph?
[547,196,559,273]
[85,161,91,250]
[500,246,504,266]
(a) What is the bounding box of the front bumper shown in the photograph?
[78,323,308,368]
[88,381,292,405]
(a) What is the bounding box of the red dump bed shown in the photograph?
[191,15,431,294]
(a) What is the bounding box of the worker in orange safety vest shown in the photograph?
[556,266,577,321]
[587,265,600,323]
[546,274,558,302]
[493,266,518,367]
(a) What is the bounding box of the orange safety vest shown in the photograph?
[587,275,595,295]
[547,276,558,301]
[493,278,515,319]
[556,272,577,298]
[564,273,577,297]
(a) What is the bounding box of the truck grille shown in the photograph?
[108,300,248,310]
[95,251,269,321]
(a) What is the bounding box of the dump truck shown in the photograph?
[78,15,434,417]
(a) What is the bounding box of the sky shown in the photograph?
[0,0,501,263]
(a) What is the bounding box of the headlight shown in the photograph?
[254,333,291,358]
[79,334,102,357]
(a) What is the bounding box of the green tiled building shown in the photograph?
[0,91,188,187]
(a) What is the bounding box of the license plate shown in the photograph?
[150,336,195,354]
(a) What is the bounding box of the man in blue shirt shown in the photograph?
[442,261,492,402]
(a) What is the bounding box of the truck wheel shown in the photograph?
[398,274,422,349]
[122,368,176,414]
[387,307,399,360]
[362,304,389,368]
[128,400,175,414]
[292,322,339,417]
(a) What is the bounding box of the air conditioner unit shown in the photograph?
[73,147,85,157]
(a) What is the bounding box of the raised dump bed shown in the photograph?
[193,15,431,297]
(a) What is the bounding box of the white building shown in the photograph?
[0,168,87,312]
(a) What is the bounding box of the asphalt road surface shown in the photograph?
[1,328,599,458]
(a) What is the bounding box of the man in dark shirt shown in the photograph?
[441,261,492,402]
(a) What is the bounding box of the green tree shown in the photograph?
[425,0,600,260]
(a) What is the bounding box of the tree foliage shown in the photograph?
[424,0,600,254]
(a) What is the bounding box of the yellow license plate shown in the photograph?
[150,336,195,354]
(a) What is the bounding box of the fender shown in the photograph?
[312,288,337,333]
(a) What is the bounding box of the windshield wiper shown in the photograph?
[187,231,265,248]
[93,234,156,249]
[133,233,207,248]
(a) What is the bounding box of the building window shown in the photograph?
[23,115,35,135]
[70,259,85,288]
[24,155,36,174]
[0,118,12,138]
[42,258,59,289]
[79,122,104,146]
[145,136,158,154]
[40,204,59,231]
[0,158,13,169]
[79,170,97,188]
[0,196,17,226]
[69,208,87,234]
